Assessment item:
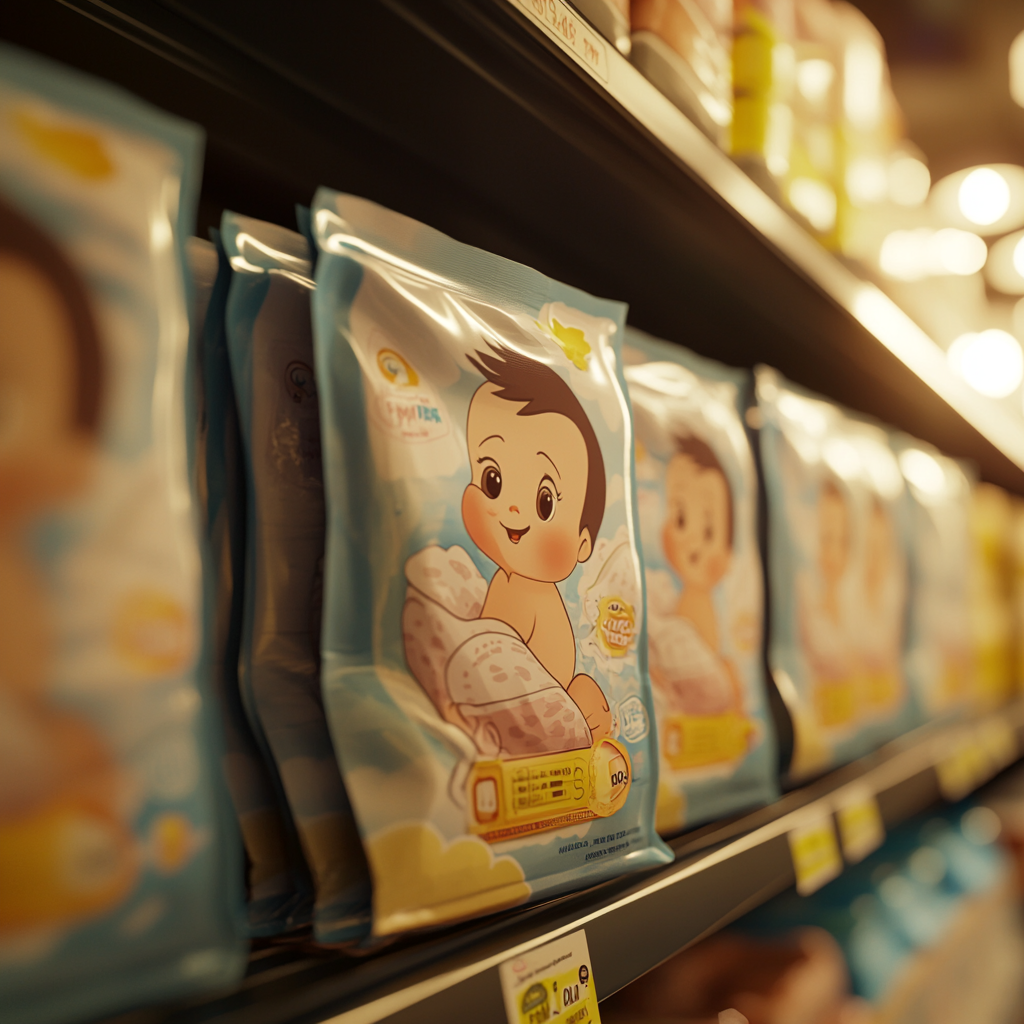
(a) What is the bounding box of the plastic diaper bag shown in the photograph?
[220,211,371,943]
[891,434,974,721]
[755,368,920,782]
[192,232,315,937]
[311,189,671,936]
[0,45,246,1023]
[623,330,777,834]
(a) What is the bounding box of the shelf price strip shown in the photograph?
[834,786,885,865]
[788,813,842,895]
[506,0,610,82]
[500,929,601,1024]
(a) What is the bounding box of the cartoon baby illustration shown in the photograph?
[402,342,611,758]
[799,478,859,728]
[647,436,743,716]
[0,196,136,936]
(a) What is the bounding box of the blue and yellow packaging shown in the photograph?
[624,330,778,834]
[190,234,314,938]
[220,212,371,944]
[755,368,920,781]
[892,435,974,721]
[0,45,245,1023]
[310,190,671,936]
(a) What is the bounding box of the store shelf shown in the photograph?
[3,0,1024,489]
[102,703,1024,1024]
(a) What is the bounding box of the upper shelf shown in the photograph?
[107,704,1024,1024]
[3,0,1024,492]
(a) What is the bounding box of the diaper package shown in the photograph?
[755,368,920,781]
[221,212,372,944]
[192,233,314,937]
[623,330,777,834]
[892,435,974,721]
[311,190,671,936]
[0,45,246,1023]
[969,483,1015,710]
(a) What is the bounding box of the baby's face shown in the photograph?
[661,453,731,590]
[864,504,892,598]
[0,254,94,528]
[462,384,590,582]
[819,490,850,585]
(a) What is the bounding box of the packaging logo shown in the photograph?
[596,596,636,657]
[377,348,419,387]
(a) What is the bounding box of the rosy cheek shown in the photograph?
[462,487,500,558]
[537,521,578,580]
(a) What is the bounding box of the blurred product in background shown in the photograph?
[0,44,246,1024]
[605,794,1024,1024]
[971,483,1016,711]
[624,329,778,834]
[892,436,974,720]
[755,367,920,782]
[631,0,735,144]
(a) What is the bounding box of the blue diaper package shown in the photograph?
[891,434,974,722]
[623,329,777,833]
[755,368,921,781]
[0,45,246,1023]
[220,211,371,944]
[191,233,314,938]
[310,190,671,936]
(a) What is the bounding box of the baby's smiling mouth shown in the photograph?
[503,523,531,544]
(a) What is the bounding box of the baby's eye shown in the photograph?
[536,483,556,522]
[481,465,502,499]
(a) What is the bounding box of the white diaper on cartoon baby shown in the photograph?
[625,329,777,836]
[311,190,670,937]
[403,545,593,758]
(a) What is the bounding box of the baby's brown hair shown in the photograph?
[0,196,103,434]
[674,435,733,547]
[468,342,605,545]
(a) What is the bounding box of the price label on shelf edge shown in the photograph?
[788,815,842,895]
[507,0,610,82]
[834,787,885,865]
[500,929,601,1024]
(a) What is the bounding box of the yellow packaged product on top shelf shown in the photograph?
[755,368,922,782]
[892,435,975,720]
[310,190,671,936]
[624,330,778,835]
[0,44,245,1024]
[731,0,796,188]
[969,483,1015,710]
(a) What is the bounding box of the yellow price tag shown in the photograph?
[789,815,842,895]
[834,788,884,864]
[935,733,984,801]
[500,929,601,1024]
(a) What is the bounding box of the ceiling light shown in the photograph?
[958,168,1011,226]
[797,58,834,105]
[1011,30,1024,108]
[844,41,883,129]
[983,230,1024,295]
[932,228,987,276]
[846,157,888,205]
[888,156,930,207]
[948,329,1023,398]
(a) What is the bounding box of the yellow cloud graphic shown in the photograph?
[14,110,114,180]
[538,317,591,371]
[367,823,530,935]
